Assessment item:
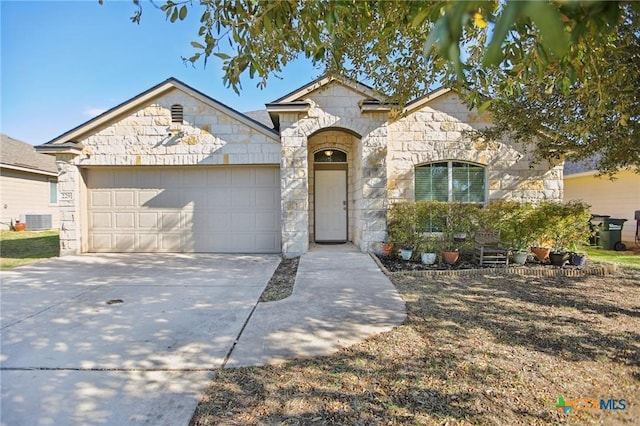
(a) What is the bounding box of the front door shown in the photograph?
[315,169,347,242]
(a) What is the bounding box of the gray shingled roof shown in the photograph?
[243,110,274,129]
[563,155,600,176]
[1,134,57,174]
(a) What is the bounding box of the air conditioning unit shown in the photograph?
[20,214,53,231]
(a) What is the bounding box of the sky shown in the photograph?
[1,0,322,145]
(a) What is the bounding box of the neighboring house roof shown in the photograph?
[0,134,57,176]
[564,156,601,178]
[40,77,279,148]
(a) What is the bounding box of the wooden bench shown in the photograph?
[474,230,510,267]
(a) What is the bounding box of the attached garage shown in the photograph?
[86,166,281,253]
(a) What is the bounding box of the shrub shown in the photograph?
[387,200,592,257]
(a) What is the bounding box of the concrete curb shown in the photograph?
[370,253,619,278]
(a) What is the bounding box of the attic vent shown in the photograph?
[170,104,183,123]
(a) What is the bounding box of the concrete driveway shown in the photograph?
[0,253,279,426]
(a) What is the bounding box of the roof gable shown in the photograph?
[403,87,452,114]
[0,134,57,175]
[271,74,384,104]
[43,78,278,146]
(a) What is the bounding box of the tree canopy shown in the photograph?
[114,0,639,175]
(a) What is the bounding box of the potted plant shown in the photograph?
[540,201,591,266]
[433,202,477,265]
[387,202,418,260]
[380,239,394,256]
[418,234,439,265]
[569,244,588,266]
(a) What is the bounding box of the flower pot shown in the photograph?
[381,242,394,256]
[421,252,437,265]
[400,248,413,260]
[570,253,587,266]
[549,252,570,266]
[531,247,550,261]
[513,251,528,265]
[14,222,26,232]
[442,250,459,265]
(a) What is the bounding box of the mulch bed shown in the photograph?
[374,252,616,277]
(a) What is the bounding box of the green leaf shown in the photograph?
[191,41,205,49]
[478,99,492,113]
[523,1,569,58]
[179,5,187,21]
[170,7,178,23]
[483,1,526,67]
[214,52,231,60]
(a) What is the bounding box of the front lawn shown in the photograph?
[191,269,639,425]
[0,230,59,270]
[586,246,640,269]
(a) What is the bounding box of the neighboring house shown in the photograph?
[36,76,562,256]
[0,134,59,231]
[564,159,639,245]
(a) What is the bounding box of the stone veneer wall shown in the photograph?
[279,84,388,257]
[55,89,281,255]
[387,92,563,205]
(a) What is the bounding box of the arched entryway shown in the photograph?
[307,129,362,245]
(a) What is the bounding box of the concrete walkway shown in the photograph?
[226,243,407,367]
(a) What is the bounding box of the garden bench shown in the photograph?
[474,230,510,267]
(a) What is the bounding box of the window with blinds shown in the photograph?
[415,161,486,203]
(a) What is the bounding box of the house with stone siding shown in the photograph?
[36,76,562,257]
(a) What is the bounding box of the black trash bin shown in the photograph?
[600,218,627,251]
[589,214,610,247]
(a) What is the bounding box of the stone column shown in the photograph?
[55,155,82,256]
[359,126,388,251]
[280,115,309,257]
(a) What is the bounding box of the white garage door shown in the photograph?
[87,166,281,253]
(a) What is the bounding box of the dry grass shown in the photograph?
[191,268,640,425]
[259,257,299,302]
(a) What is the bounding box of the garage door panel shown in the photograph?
[255,212,279,230]
[138,212,159,229]
[207,169,230,186]
[91,212,112,229]
[115,234,135,251]
[230,212,254,231]
[255,233,279,251]
[161,234,182,251]
[115,212,135,228]
[231,169,253,187]
[161,212,182,231]
[208,189,231,208]
[256,189,278,209]
[138,234,159,251]
[91,234,112,251]
[115,191,135,208]
[87,166,280,253]
[231,190,252,209]
[138,190,160,206]
[91,191,112,208]
[255,168,278,186]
